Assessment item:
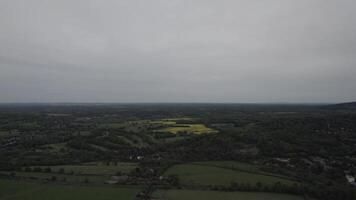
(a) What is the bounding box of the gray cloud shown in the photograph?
[1,0,356,103]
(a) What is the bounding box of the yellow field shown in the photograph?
[98,118,217,135]
[162,124,218,134]
[163,117,196,121]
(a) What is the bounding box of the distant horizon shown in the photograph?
[0,101,345,105]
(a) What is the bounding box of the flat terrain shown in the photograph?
[1,171,108,184]
[191,161,293,179]
[97,118,217,138]
[0,179,140,200]
[153,189,305,200]
[42,162,137,175]
[164,162,298,186]
[1,104,355,200]
[192,161,260,172]
[161,124,217,134]
[0,162,138,185]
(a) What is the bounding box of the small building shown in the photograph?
[105,175,129,184]
[273,158,290,163]
[105,180,118,184]
[345,174,356,186]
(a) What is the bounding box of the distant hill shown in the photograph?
[324,102,356,109]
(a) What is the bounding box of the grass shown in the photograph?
[1,172,108,184]
[192,161,260,173]
[14,162,138,185]
[152,189,304,200]
[29,162,137,175]
[19,122,40,129]
[97,123,124,129]
[193,161,295,180]
[0,179,140,200]
[162,124,217,134]
[98,118,216,135]
[164,163,298,187]
[40,143,67,152]
[0,130,11,137]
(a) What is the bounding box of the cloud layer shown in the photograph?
[1,0,356,103]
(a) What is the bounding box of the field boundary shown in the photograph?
[190,162,300,183]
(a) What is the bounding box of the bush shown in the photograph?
[51,176,57,181]
[33,167,42,172]
[44,167,52,173]
[58,168,65,174]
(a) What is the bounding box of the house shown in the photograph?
[273,158,290,163]
[105,180,118,184]
[345,174,356,186]
[105,175,129,184]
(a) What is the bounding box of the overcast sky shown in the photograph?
[1,0,356,103]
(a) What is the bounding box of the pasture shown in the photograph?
[192,161,260,172]
[0,130,11,137]
[26,162,137,175]
[0,179,140,200]
[152,189,305,200]
[7,162,138,185]
[1,171,108,184]
[164,163,298,187]
[191,161,293,179]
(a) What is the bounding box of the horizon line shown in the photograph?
[0,101,342,105]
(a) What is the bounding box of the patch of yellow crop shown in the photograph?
[163,117,195,121]
[163,124,217,134]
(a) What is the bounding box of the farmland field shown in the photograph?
[152,189,305,200]
[1,171,108,184]
[0,130,11,137]
[1,162,138,185]
[192,161,260,172]
[159,124,217,134]
[191,161,293,179]
[164,163,298,186]
[40,162,137,175]
[0,179,141,200]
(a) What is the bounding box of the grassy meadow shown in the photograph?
[0,162,139,185]
[0,179,140,200]
[45,162,137,175]
[164,162,298,187]
[152,189,305,200]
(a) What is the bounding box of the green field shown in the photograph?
[40,143,67,152]
[152,189,304,200]
[164,163,297,187]
[0,179,140,200]
[192,161,260,172]
[9,162,138,185]
[98,118,217,135]
[98,123,124,129]
[147,118,217,134]
[27,162,137,175]
[0,130,11,137]
[1,171,108,184]
[162,124,217,134]
[191,161,293,179]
